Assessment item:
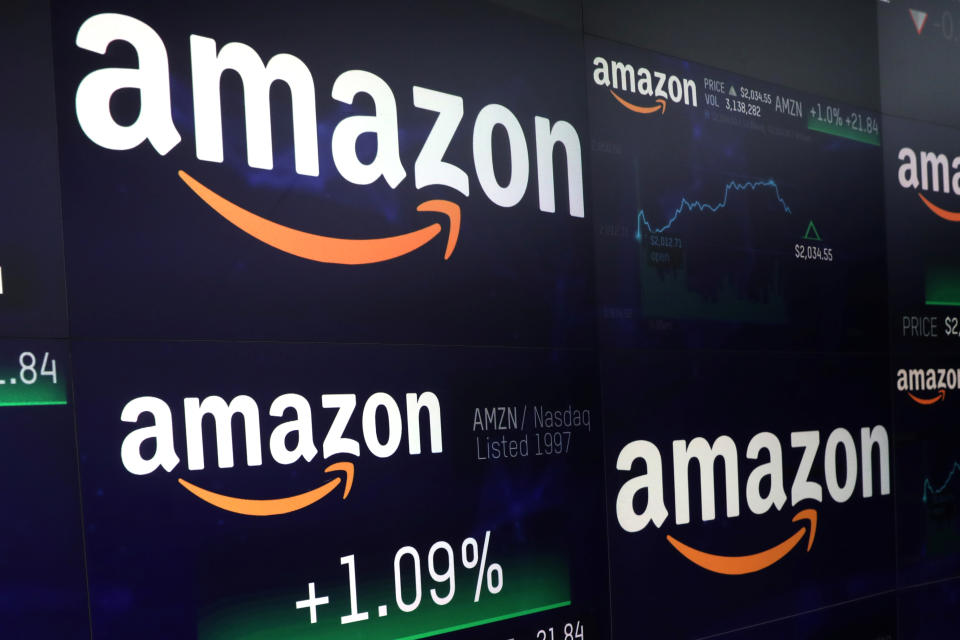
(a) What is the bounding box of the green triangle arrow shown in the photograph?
[803,220,822,241]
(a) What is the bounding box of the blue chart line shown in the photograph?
[635,179,793,241]
[923,461,960,503]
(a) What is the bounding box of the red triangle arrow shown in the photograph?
[910,9,928,35]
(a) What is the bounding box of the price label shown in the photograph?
[0,344,67,407]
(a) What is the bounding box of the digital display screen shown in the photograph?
[3,1,960,638]
[50,0,593,348]
[602,349,894,638]
[0,340,86,637]
[588,39,885,352]
[885,116,960,353]
[72,341,606,639]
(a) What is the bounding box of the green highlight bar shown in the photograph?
[926,265,960,306]
[0,400,68,407]
[0,377,67,406]
[395,601,570,640]
[806,118,880,146]
[200,552,570,640]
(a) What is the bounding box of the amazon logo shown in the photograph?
[592,56,696,116]
[73,13,585,265]
[119,391,442,516]
[615,426,890,575]
[896,367,959,405]
[898,147,960,222]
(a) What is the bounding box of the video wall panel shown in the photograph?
[4,1,960,638]
[0,340,87,637]
[0,0,68,338]
[72,340,607,639]
[51,0,594,348]
[587,38,885,352]
[601,349,894,638]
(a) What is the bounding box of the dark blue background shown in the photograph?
[714,592,895,640]
[898,576,960,639]
[0,1,69,338]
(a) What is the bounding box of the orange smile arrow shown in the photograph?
[909,389,947,405]
[665,508,818,575]
[178,170,460,264]
[609,90,667,115]
[177,461,354,516]
[918,192,960,222]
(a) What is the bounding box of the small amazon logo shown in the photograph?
[74,13,585,267]
[119,391,442,516]
[609,91,667,115]
[592,56,697,115]
[898,147,960,222]
[616,426,890,575]
[897,367,959,405]
[908,389,946,405]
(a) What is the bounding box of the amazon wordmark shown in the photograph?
[119,391,443,476]
[75,13,584,217]
[615,425,890,532]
